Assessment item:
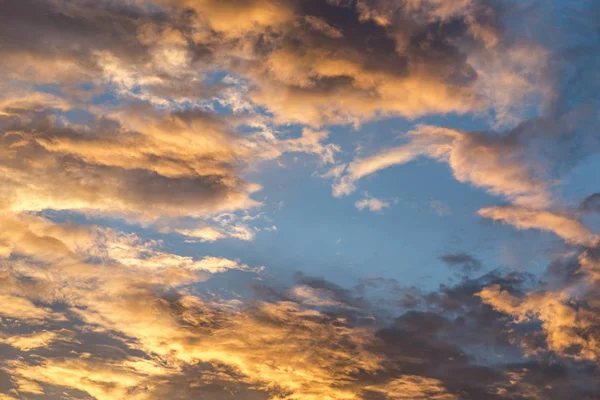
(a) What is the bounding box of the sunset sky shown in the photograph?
[0,0,599,399]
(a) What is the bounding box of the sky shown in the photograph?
[0,0,599,399]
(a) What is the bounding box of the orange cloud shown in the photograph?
[332,125,552,207]
[478,284,600,361]
[478,206,599,247]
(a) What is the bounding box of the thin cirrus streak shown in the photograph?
[0,0,599,399]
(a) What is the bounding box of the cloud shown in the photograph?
[365,375,457,399]
[1,174,595,398]
[0,215,383,398]
[0,0,210,105]
[332,125,552,207]
[173,226,227,242]
[478,206,599,247]
[157,0,295,36]
[430,200,453,216]
[476,243,600,364]
[239,0,549,126]
[581,193,600,213]
[0,294,57,323]
[478,283,600,361]
[94,231,259,273]
[0,0,550,128]
[290,285,346,307]
[6,358,169,400]
[0,330,69,352]
[1,215,600,399]
[5,203,594,398]
[0,95,342,239]
[0,103,263,220]
[0,0,574,245]
[332,143,420,197]
[167,214,264,242]
[440,253,482,275]
[278,128,340,164]
[326,5,600,207]
[0,1,599,399]
[0,0,351,240]
[355,194,391,213]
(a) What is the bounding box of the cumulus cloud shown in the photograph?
[355,193,391,213]
[237,0,548,126]
[478,277,600,362]
[0,0,550,128]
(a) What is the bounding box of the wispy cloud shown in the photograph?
[355,193,391,213]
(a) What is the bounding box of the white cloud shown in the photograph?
[355,194,391,213]
[430,200,452,216]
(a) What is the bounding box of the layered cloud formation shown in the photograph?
[0,0,599,399]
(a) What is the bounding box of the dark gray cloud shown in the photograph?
[582,193,600,213]
[441,252,483,275]
[1,239,599,400]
